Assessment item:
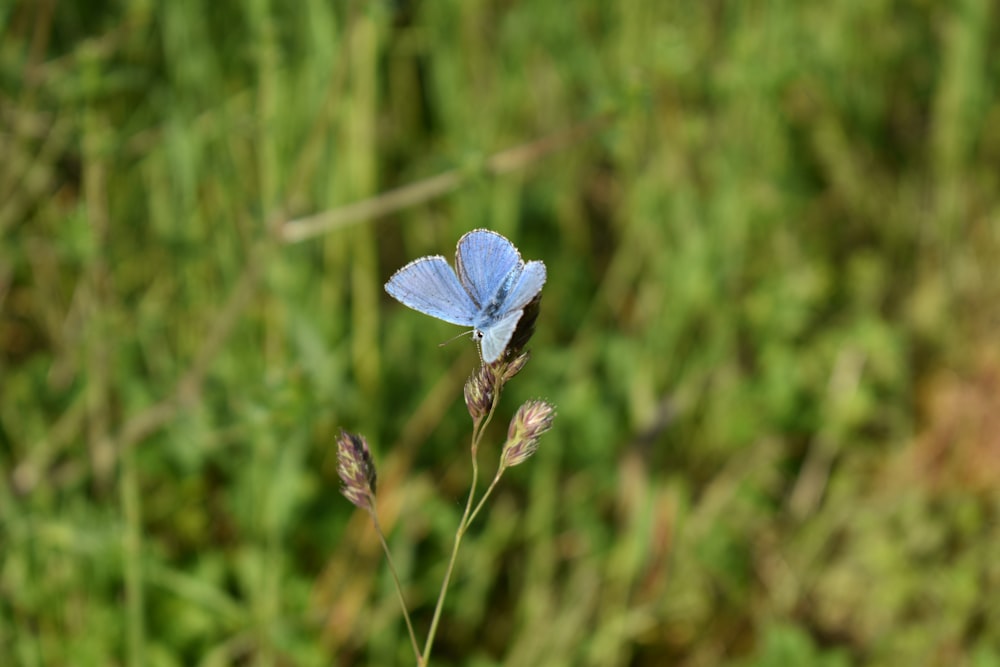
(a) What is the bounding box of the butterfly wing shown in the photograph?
[455,229,523,307]
[476,261,547,362]
[384,256,478,326]
[478,309,524,363]
[500,260,547,313]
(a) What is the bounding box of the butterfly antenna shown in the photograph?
[438,329,475,348]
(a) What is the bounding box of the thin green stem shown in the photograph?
[370,509,423,665]
[422,365,505,665]
[466,468,505,528]
[420,428,480,665]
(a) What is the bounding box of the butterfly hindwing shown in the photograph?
[478,309,524,363]
[384,256,478,326]
[501,260,547,313]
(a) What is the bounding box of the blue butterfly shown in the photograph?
[385,229,546,363]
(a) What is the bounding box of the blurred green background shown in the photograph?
[3,1,999,665]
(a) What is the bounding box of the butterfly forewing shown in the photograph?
[385,256,478,326]
[456,229,523,307]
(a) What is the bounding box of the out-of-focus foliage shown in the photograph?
[2,0,998,665]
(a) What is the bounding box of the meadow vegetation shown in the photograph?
[2,1,999,665]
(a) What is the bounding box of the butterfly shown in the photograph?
[384,229,546,363]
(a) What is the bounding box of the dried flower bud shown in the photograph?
[336,430,377,511]
[500,400,556,469]
[464,364,496,420]
[499,350,530,383]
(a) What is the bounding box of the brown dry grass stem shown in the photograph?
[279,115,610,244]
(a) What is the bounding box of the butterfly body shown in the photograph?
[385,229,546,362]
